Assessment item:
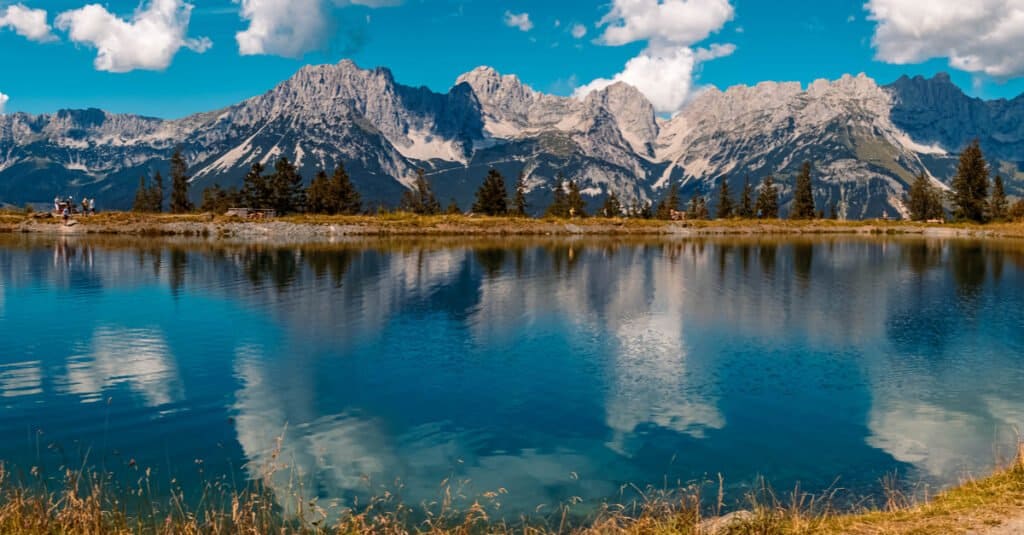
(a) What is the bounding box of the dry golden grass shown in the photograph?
[1,445,1022,534]
[7,209,1024,239]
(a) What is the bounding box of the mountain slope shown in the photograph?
[1,62,1020,217]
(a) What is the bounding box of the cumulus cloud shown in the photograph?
[571,23,587,39]
[503,10,533,32]
[55,0,210,73]
[576,0,736,113]
[576,43,734,113]
[0,3,56,42]
[0,92,9,114]
[235,0,398,57]
[866,0,1024,78]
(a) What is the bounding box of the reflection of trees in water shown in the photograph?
[306,250,355,288]
[759,242,777,276]
[902,241,943,276]
[950,243,987,300]
[169,248,187,296]
[793,243,813,284]
[474,248,506,277]
[243,248,299,291]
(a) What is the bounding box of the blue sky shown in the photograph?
[2,0,1024,118]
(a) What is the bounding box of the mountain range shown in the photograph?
[1,60,1022,218]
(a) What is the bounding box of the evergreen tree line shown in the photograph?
[906,139,1015,223]
[133,147,1019,223]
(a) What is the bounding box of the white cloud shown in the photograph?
[55,0,210,73]
[575,43,734,113]
[0,92,9,114]
[866,0,1024,78]
[577,0,736,113]
[235,0,398,57]
[571,23,587,39]
[235,0,326,56]
[503,10,533,32]
[0,3,56,42]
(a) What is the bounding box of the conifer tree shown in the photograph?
[718,176,734,219]
[306,170,333,214]
[331,163,362,215]
[687,195,709,220]
[473,168,508,216]
[755,175,779,218]
[907,173,944,221]
[640,201,654,219]
[991,174,1008,221]
[241,163,270,209]
[567,179,587,217]
[739,176,754,218]
[133,176,151,212]
[169,148,193,213]
[149,171,165,213]
[512,171,528,217]
[951,139,989,222]
[200,184,241,214]
[790,161,816,219]
[269,157,305,214]
[545,177,569,218]
[400,168,441,215]
[656,183,680,219]
[601,192,622,217]
[446,198,461,215]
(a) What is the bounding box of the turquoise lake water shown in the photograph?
[1,235,1022,518]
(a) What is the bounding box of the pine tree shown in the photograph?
[601,192,622,217]
[951,139,990,222]
[790,161,816,219]
[400,168,441,215]
[446,198,461,215]
[331,163,362,215]
[567,179,587,217]
[687,196,709,220]
[512,171,528,217]
[991,174,1008,221]
[907,173,944,221]
[755,175,779,218]
[169,148,193,213]
[739,176,754,218]
[640,201,654,219]
[149,171,165,213]
[241,163,270,209]
[200,183,242,214]
[472,168,509,216]
[269,157,305,214]
[306,170,333,214]
[656,183,680,220]
[133,176,151,212]
[545,178,569,218]
[718,176,734,219]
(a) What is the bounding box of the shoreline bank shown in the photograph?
[5,212,1024,243]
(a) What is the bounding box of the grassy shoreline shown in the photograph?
[6,211,1024,242]
[1,446,1022,534]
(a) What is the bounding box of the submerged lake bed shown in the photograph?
[0,234,1022,520]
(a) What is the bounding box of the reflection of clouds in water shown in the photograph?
[867,395,1024,478]
[232,344,613,517]
[62,326,181,407]
[866,242,1024,480]
[0,361,43,398]
[604,249,723,453]
[468,245,724,455]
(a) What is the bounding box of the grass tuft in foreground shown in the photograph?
[1,444,1023,534]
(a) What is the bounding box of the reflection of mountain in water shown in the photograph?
[1,236,1023,516]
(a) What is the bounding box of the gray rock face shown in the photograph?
[0,62,1020,217]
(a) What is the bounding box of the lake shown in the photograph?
[1,234,1022,520]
